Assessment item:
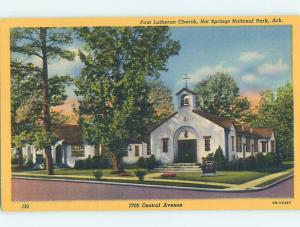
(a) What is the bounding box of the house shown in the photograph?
[15,87,276,168]
[16,125,148,168]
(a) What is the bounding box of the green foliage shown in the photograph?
[213,146,226,170]
[136,155,158,170]
[148,79,175,124]
[75,27,180,172]
[93,170,103,180]
[194,72,252,122]
[74,155,111,169]
[23,160,34,170]
[227,152,282,171]
[252,83,293,160]
[135,169,147,182]
[11,28,75,174]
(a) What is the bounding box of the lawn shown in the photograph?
[13,168,141,178]
[157,171,271,184]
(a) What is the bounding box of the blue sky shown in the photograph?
[24,26,291,109]
[161,26,291,106]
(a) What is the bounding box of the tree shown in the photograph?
[194,72,252,122]
[11,28,74,174]
[148,79,175,124]
[252,83,293,160]
[75,27,180,173]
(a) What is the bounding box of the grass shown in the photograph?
[13,174,227,189]
[13,168,144,178]
[156,171,271,184]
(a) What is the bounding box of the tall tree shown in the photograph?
[11,28,74,174]
[252,83,293,160]
[148,79,175,124]
[194,72,252,122]
[75,27,180,173]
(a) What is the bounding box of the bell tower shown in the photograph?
[176,88,196,111]
[176,74,196,111]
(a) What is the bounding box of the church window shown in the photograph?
[271,140,275,152]
[162,138,169,153]
[231,136,234,151]
[246,138,251,152]
[71,144,84,157]
[135,145,139,156]
[181,94,189,106]
[261,141,267,153]
[147,143,151,155]
[236,136,242,152]
[254,139,258,152]
[203,136,211,151]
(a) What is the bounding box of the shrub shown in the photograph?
[23,160,33,170]
[136,155,158,170]
[74,154,112,169]
[74,159,87,169]
[213,146,226,170]
[93,170,103,180]
[135,169,147,182]
[226,152,282,171]
[136,157,145,169]
[145,155,158,170]
[11,154,20,165]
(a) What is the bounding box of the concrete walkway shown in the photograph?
[228,169,294,190]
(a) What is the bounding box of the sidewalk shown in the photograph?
[228,169,294,190]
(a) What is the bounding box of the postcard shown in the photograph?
[0,16,299,211]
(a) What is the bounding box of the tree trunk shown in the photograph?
[40,28,54,175]
[111,152,123,173]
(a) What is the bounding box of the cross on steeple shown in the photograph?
[182,73,191,88]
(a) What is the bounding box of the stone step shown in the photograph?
[153,168,201,173]
[159,166,200,169]
[167,163,199,166]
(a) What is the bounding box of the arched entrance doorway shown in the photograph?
[174,126,198,163]
[56,145,63,164]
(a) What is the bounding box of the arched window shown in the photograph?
[181,94,190,106]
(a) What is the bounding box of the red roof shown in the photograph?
[253,128,274,138]
[192,110,233,129]
[52,124,83,144]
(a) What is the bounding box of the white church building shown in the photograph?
[15,87,276,168]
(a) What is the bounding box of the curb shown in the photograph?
[12,174,294,193]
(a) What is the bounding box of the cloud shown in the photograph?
[241,74,257,83]
[257,58,288,76]
[48,55,84,76]
[239,51,266,62]
[184,63,239,85]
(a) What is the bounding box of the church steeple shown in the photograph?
[175,87,196,111]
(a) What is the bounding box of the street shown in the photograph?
[12,177,294,201]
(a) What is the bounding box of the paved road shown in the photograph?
[12,177,294,201]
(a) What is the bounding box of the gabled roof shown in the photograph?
[148,112,178,132]
[253,128,274,138]
[175,88,196,95]
[52,124,83,144]
[192,110,233,129]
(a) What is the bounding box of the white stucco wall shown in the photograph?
[150,108,226,164]
[122,142,148,165]
[64,143,95,167]
[227,125,236,161]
